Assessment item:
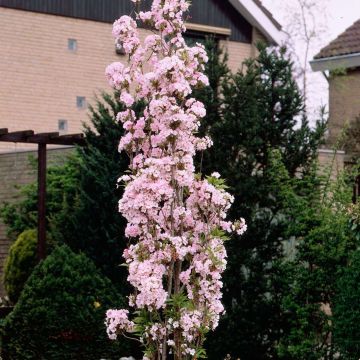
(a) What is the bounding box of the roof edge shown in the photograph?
[228,0,284,45]
[310,52,360,72]
[313,19,360,62]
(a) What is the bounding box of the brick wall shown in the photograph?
[327,68,360,147]
[220,39,252,73]
[0,7,258,152]
[0,7,147,152]
[318,67,360,171]
[318,149,345,180]
[0,147,74,296]
[218,27,269,73]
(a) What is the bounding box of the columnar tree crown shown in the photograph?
[104,1,246,358]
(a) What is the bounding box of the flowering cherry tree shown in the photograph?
[104,0,246,359]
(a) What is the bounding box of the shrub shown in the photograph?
[1,245,136,360]
[333,250,360,359]
[0,93,131,290]
[3,229,38,303]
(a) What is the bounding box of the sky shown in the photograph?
[261,0,360,121]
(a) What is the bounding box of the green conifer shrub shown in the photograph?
[201,44,327,359]
[4,229,39,303]
[1,245,134,360]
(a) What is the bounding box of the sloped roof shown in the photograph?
[0,0,283,45]
[315,19,360,59]
[253,0,282,31]
[230,0,283,45]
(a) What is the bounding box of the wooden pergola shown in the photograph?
[0,128,85,260]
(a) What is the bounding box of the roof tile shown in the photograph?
[314,19,360,59]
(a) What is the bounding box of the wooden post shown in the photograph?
[37,143,47,260]
[0,130,85,259]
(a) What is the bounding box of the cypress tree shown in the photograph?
[199,44,326,359]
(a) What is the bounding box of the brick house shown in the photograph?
[311,19,360,171]
[0,0,282,152]
[0,0,282,295]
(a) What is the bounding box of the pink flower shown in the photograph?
[139,11,153,22]
[105,62,131,89]
[120,92,135,107]
[105,309,135,340]
[125,224,140,237]
[105,0,246,356]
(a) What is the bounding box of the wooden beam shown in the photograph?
[58,133,84,140]
[0,130,85,145]
[0,130,34,142]
[37,143,47,261]
[0,128,87,262]
[186,22,231,36]
[50,133,85,146]
[27,132,60,143]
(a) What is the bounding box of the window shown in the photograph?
[58,119,68,133]
[68,38,77,52]
[183,32,207,47]
[76,96,86,109]
[183,31,219,51]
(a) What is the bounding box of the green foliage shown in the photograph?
[199,44,327,359]
[2,40,354,360]
[331,200,360,359]
[333,250,360,359]
[194,38,229,140]
[276,166,357,359]
[4,230,38,304]
[0,93,137,289]
[0,156,80,241]
[0,93,142,355]
[1,245,135,360]
[348,200,360,241]
[51,93,134,288]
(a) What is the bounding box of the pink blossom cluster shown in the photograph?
[105,309,135,340]
[105,0,246,358]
